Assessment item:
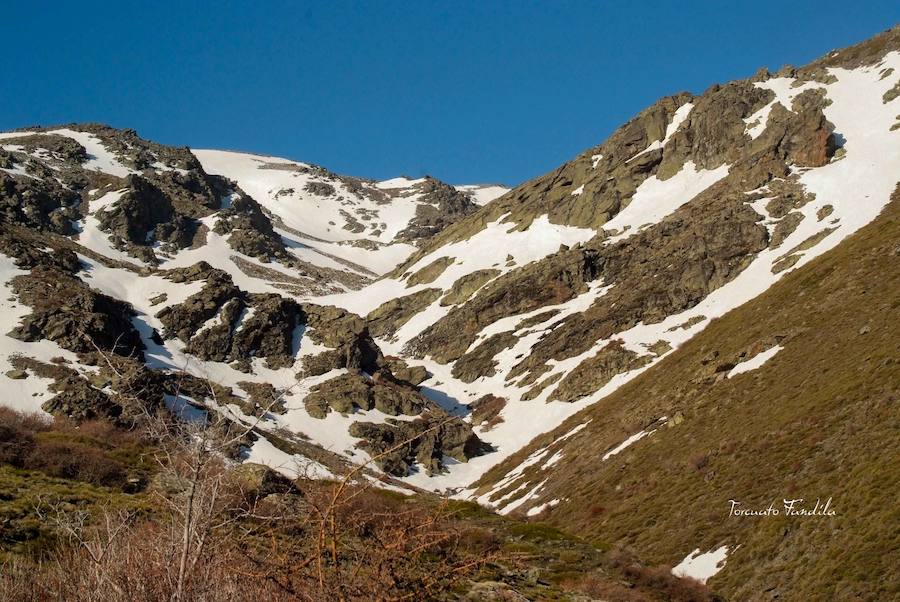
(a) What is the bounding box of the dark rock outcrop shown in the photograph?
[349,413,490,476]
[8,266,144,358]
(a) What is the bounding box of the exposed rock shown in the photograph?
[405,256,454,287]
[469,394,507,429]
[817,204,834,221]
[667,315,706,332]
[228,294,302,369]
[304,373,374,418]
[0,171,81,235]
[451,331,519,383]
[883,79,900,103]
[213,192,288,261]
[238,381,287,415]
[405,245,602,364]
[752,89,837,169]
[521,373,563,401]
[0,231,81,273]
[516,310,561,329]
[156,269,241,342]
[185,297,246,362]
[367,288,442,339]
[304,372,429,419]
[300,304,382,376]
[381,356,428,385]
[43,375,122,421]
[440,269,499,306]
[95,175,199,257]
[396,178,479,243]
[303,181,336,197]
[646,339,673,356]
[8,266,143,358]
[550,341,653,402]
[371,374,430,416]
[349,413,490,476]
[409,182,769,392]
[771,212,805,248]
[764,177,815,218]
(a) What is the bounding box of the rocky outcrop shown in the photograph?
[213,192,289,261]
[157,266,304,369]
[381,356,428,385]
[304,373,372,418]
[95,167,227,259]
[549,341,653,402]
[0,171,82,235]
[469,394,506,429]
[8,265,144,358]
[157,269,242,342]
[300,304,382,376]
[440,269,499,306]
[754,89,837,168]
[43,375,122,421]
[0,230,81,273]
[349,413,490,476]
[396,178,479,243]
[303,372,429,419]
[405,248,601,364]
[367,288,442,339]
[227,294,302,369]
[405,256,454,287]
[451,331,519,383]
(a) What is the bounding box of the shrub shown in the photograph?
[26,439,127,488]
[0,423,35,467]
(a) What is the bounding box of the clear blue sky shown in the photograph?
[3,2,899,185]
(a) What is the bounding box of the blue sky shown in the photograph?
[3,2,899,185]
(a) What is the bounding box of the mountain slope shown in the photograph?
[309,26,900,494]
[193,149,508,277]
[1,23,899,601]
[0,124,508,487]
[0,22,897,584]
[466,189,899,600]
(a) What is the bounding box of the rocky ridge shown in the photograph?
[0,27,898,530]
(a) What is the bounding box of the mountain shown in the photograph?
[2,24,899,600]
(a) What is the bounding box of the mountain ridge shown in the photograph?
[1,24,899,600]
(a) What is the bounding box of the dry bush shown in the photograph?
[570,572,650,601]
[0,408,142,488]
[607,545,718,602]
[30,439,127,487]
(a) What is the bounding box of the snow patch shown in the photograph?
[672,545,730,584]
[604,161,730,242]
[727,345,783,378]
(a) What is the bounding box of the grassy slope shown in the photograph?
[472,192,900,600]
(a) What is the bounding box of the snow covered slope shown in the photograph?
[317,44,900,493]
[0,29,898,507]
[194,149,509,276]
[0,124,505,489]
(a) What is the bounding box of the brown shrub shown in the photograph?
[0,423,36,467]
[26,439,127,488]
[689,452,709,471]
[572,572,650,601]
